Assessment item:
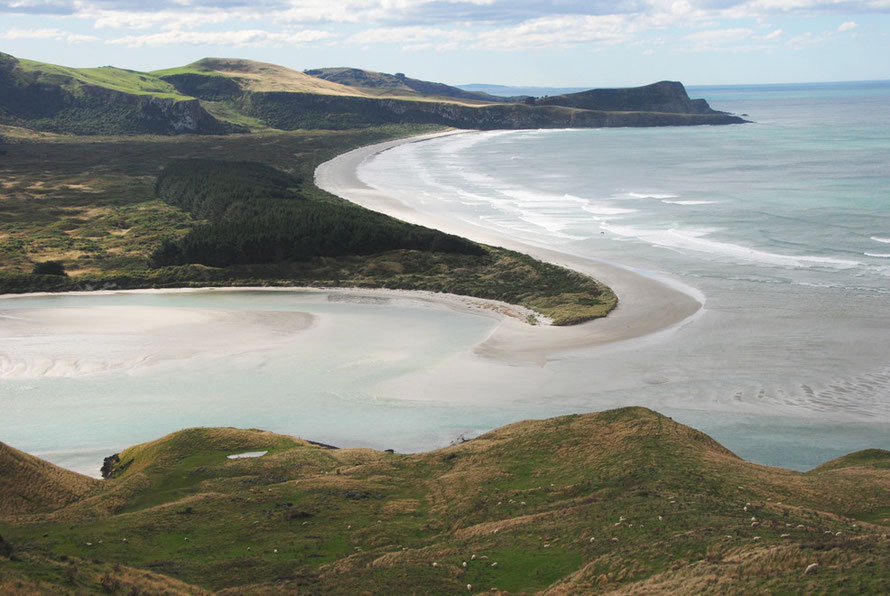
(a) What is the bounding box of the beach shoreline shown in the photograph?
[315,130,704,364]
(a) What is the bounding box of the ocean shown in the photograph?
[357,81,890,468]
[2,81,888,475]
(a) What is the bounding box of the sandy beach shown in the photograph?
[315,131,704,364]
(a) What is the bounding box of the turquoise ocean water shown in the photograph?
[2,82,888,475]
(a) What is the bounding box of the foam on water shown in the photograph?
[600,223,863,269]
[626,192,678,199]
[662,200,717,206]
[870,236,890,244]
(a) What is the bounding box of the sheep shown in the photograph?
[491,562,498,568]
[462,561,467,568]
[805,563,818,575]
[467,584,472,592]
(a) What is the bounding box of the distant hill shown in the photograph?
[0,52,746,136]
[458,83,589,97]
[535,81,717,114]
[305,66,505,102]
[0,52,243,135]
[155,58,369,97]
[1,407,888,593]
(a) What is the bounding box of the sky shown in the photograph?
[1,1,889,87]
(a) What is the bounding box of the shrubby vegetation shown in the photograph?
[0,127,615,324]
[151,159,485,267]
[31,261,67,276]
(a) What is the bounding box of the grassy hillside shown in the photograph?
[1,408,888,593]
[305,66,506,102]
[1,52,746,137]
[155,58,370,96]
[0,442,100,516]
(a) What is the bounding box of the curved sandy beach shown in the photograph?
[315,131,703,364]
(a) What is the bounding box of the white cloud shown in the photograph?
[107,28,333,47]
[1,1,887,56]
[346,25,470,46]
[0,27,99,42]
[475,14,629,50]
[787,30,832,48]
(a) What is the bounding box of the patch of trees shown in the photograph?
[151,159,485,268]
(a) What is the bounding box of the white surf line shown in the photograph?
[315,130,703,365]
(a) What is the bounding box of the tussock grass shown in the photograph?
[0,442,99,516]
[1,408,887,593]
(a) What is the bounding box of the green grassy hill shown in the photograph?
[1,408,888,594]
[1,52,746,137]
[0,52,242,135]
[304,66,507,102]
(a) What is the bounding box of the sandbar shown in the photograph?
[315,131,703,364]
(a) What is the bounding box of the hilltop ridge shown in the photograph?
[1,408,888,593]
[0,52,746,136]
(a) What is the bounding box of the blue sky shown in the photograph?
[1,1,888,86]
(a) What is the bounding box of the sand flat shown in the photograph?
[0,304,314,379]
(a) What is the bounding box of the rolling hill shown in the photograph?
[0,52,746,136]
[305,66,507,102]
[1,408,888,593]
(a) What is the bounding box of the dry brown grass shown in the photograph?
[0,441,100,517]
[197,58,372,97]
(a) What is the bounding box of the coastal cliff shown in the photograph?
[535,80,718,114]
[240,89,745,131]
[0,52,243,135]
[1,52,746,136]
